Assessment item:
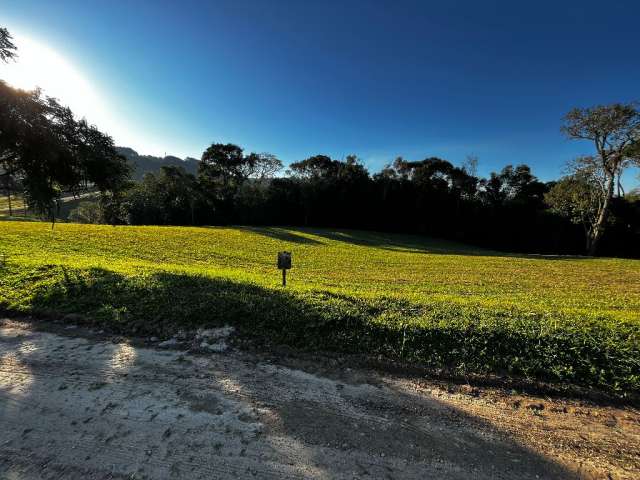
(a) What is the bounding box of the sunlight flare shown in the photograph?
[1,32,108,127]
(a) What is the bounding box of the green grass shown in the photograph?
[1,221,639,393]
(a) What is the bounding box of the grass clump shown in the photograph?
[1,221,639,393]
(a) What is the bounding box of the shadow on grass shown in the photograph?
[8,264,636,397]
[235,226,325,245]
[246,226,591,261]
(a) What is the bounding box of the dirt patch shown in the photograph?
[0,318,638,479]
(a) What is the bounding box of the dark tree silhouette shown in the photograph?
[0,81,130,223]
[0,27,17,63]
[109,141,639,258]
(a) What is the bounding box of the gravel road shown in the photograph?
[0,319,637,479]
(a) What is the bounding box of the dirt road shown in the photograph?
[0,319,638,479]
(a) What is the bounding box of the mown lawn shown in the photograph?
[1,221,639,393]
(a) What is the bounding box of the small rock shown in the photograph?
[526,402,545,411]
[149,336,159,342]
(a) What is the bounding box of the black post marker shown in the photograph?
[277,251,292,287]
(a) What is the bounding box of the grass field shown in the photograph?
[1,220,639,393]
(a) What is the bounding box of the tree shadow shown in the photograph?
[286,226,592,261]
[234,226,325,245]
[214,359,585,479]
[0,316,588,479]
[14,265,636,396]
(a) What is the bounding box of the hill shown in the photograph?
[0,221,638,393]
[116,147,200,180]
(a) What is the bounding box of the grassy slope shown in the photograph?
[1,221,639,393]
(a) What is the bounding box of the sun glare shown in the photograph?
[2,33,108,126]
[0,31,168,155]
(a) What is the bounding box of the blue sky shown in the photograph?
[2,0,639,185]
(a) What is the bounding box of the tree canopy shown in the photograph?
[558,103,640,254]
[0,27,17,63]
[0,80,130,221]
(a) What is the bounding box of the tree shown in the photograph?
[198,142,281,222]
[561,103,640,254]
[545,171,602,253]
[246,152,283,180]
[0,81,130,223]
[199,143,281,189]
[462,154,478,178]
[123,166,201,225]
[478,165,545,207]
[499,164,547,206]
[0,27,17,63]
[199,143,246,192]
[290,155,339,179]
[68,201,102,224]
[0,174,18,216]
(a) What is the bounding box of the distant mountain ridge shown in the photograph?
[116,147,200,181]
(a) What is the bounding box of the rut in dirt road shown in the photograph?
[0,322,579,479]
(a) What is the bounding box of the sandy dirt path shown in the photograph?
[0,319,638,479]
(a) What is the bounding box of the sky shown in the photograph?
[2,0,639,185]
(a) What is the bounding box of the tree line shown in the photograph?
[82,139,635,257]
[1,27,639,256]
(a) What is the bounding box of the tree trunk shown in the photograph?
[585,233,595,256]
[587,175,615,256]
[7,187,12,217]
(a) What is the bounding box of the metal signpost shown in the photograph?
[277,251,292,286]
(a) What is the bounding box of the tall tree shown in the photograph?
[561,103,640,254]
[198,142,280,222]
[0,81,130,223]
[545,169,602,252]
[0,27,17,63]
[199,143,281,189]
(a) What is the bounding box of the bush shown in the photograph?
[68,201,102,224]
